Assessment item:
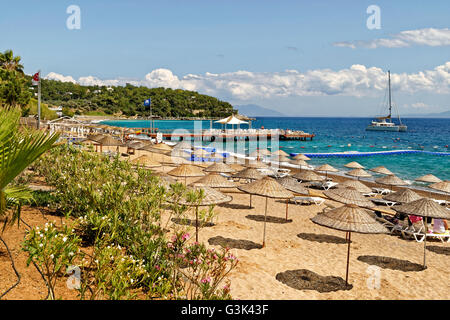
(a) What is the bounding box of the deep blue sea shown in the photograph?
[102,117,450,182]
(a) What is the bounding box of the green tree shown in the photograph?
[0,50,24,74]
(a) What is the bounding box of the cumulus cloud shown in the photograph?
[44,62,450,101]
[334,28,450,49]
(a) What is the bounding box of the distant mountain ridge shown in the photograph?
[235,104,286,117]
[402,110,450,118]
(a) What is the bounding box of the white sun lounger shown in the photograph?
[370,198,397,207]
[372,188,392,195]
[291,196,325,206]
[309,181,338,190]
[401,221,426,242]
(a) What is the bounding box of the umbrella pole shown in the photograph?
[249,194,252,209]
[262,197,268,248]
[195,206,199,243]
[423,224,427,268]
[285,199,289,221]
[345,231,351,286]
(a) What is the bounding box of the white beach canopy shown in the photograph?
[215,115,249,125]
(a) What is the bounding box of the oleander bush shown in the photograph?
[24,145,238,300]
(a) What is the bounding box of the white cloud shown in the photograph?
[334,28,450,49]
[45,72,77,83]
[44,61,450,101]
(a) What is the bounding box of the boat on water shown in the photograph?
[366,70,407,132]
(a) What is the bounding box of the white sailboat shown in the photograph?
[366,70,407,132]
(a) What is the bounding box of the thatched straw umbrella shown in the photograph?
[324,187,375,208]
[204,162,235,173]
[229,163,245,172]
[130,155,162,168]
[151,143,173,152]
[428,180,450,194]
[193,149,210,158]
[290,159,309,169]
[167,164,205,184]
[191,172,237,189]
[247,161,269,169]
[97,135,123,153]
[311,204,389,285]
[292,170,324,182]
[176,186,232,242]
[394,198,450,268]
[127,140,149,156]
[339,180,372,194]
[292,154,310,161]
[238,177,294,247]
[276,176,309,195]
[383,188,421,204]
[232,168,264,208]
[369,166,393,176]
[375,174,408,191]
[316,164,338,179]
[272,149,289,157]
[87,133,105,143]
[250,149,271,160]
[153,172,177,188]
[415,174,442,184]
[346,168,372,181]
[344,161,365,169]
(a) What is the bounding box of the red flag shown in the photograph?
[32,72,40,85]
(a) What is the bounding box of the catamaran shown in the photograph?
[366,70,407,132]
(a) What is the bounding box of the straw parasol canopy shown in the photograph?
[338,180,372,194]
[272,149,289,157]
[177,186,232,242]
[191,173,237,189]
[238,177,294,247]
[193,149,210,157]
[290,159,309,167]
[247,161,269,169]
[127,141,148,150]
[428,180,450,194]
[292,170,324,182]
[292,154,310,161]
[250,149,271,158]
[344,161,365,169]
[375,174,407,190]
[130,155,162,168]
[324,187,375,208]
[270,155,291,163]
[316,164,338,179]
[167,164,205,184]
[87,133,105,142]
[369,166,394,175]
[383,188,421,204]
[346,168,372,180]
[151,143,173,151]
[228,163,245,172]
[310,204,389,285]
[97,135,123,146]
[232,167,264,181]
[276,176,309,195]
[415,174,442,184]
[204,162,235,173]
[395,198,450,268]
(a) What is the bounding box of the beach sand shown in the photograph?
[2,146,447,300]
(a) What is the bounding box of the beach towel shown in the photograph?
[408,215,422,224]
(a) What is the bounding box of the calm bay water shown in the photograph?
[102,117,450,181]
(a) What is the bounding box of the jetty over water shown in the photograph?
[131,128,315,142]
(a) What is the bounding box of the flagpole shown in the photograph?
[37,70,41,129]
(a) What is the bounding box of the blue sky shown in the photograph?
[1,0,449,116]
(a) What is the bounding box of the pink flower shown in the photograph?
[201,277,211,284]
[182,233,190,241]
[155,265,160,270]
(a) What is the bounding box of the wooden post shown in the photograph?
[285,199,289,221]
[345,231,351,286]
[195,206,199,243]
[262,197,268,248]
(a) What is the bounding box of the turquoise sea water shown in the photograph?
[102,117,449,181]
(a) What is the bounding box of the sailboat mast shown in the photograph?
[388,70,392,119]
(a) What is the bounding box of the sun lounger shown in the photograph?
[372,188,392,195]
[425,230,450,243]
[431,199,448,206]
[363,192,378,197]
[370,198,397,207]
[309,181,338,190]
[401,220,426,242]
[291,196,325,206]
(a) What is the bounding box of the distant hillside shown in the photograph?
[235,104,286,117]
[403,110,450,118]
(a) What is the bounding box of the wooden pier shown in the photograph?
[129,128,315,142]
